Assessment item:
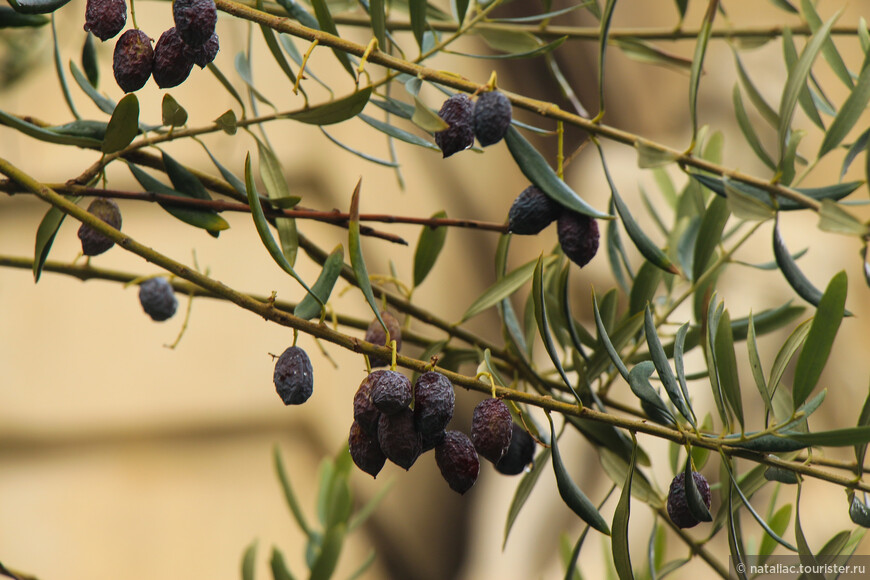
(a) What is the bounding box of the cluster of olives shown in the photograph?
[434,90,512,158]
[83,0,219,93]
[508,185,600,268]
[349,366,535,494]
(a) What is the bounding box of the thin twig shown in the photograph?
[0,181,508,233]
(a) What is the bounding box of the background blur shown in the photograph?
[1,1,869,578]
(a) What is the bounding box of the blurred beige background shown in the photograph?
[1,1,869,579]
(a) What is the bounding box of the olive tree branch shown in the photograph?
[212,0,826,213]
[0,182,508,234]
[4,154,866,494]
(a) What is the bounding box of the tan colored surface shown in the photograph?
[1,1,870,579]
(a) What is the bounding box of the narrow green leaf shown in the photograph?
[773,219,828,308]
[34,199,80,282]
[258,1,301,89]
[634,138,680,168]
[547,413,611,535]
[506,127,610,219]
[283,87,372,126]
[5,0,71,14]
[768,319,812,400]
[0,108,98,148]
[611,441,636,580]
[245,153,315,295]
[51,16,79,120]
[370,0,386,51]
[358,113,438,151]
[801,0,853,89]
[794,484,823,578]
[0,5,48,25]
[325,477,352,529]
[234,51,276,109]
[347,178,386,333]
[596,0,617,119]
[723,176,776,220]
[758,506,792,564]
[49,120,108,140]
[592,290,630,382]
[855,383,870,474]
[345,550,376,580]
[200,141,246,196]
[241,540,257,580]
[628,361,676,426]
[409,0,427,49]
[127,162,229,233]
[503,447,551,548]
[615,39,693,74]
[320,127,398,167]
[692,196,729,282]
[102,94,139,154]
[861,18,870,54]
[645,306,695,426]
[705,299,730,428]
[820,59,870,159]
[208,63,246,116]
[628,262,661,320]
[840,127,869,179]
[558,265,589,361]
[723,433,808,452]
[162,152,211,201]
[683,457,712,523]
[451,35,566,60]
[599,448,661,508]
[747,314,773,416]
[461,255,556,322]
[779,16,839,161]
[275,0,319,29]
[598,144,678,274]
[413,211,448,286]
[347,479,394,532]
[69,60,115,115]
[454,0,469,25]
[606,199,633,292]
[295,245,343,320]
[479,28,541,54]
[792,271,847,408]
[270,547,297,580]
[726,482,749,580]
[720,454,798,551]
[818,199,870,237]
[256,139,299,266]
[311,0,356,78]
[410,95,449,132]
[672,323,694,415]
[849,493,870,528]
[732,85,776,170]
[533,256,582,404]
[688,0,718,147]
[309,524,346,580]
[161,94,188,127]
[699,173,863,211]
[273,446,311,537]
[734,50,779,127]
[788,425,870,447]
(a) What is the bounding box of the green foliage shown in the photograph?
[2,1,870,578]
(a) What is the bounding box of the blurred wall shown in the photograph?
[1,1,869,579]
